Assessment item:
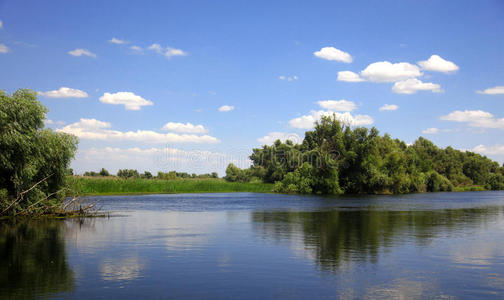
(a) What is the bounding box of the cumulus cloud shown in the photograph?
[109,38,128,44]
[0,43,10,53]
[317,100,356,111]
[279,75,298,81]
[162,122,208,134]
[477,86,504,95]
[289,110,373,129]
[57,118,220,144]
[148,43,187,58]
[440,110,504,129]
[361,61,422,82]
[72,146,250,175]
[418,55,459,73]
[218,105,234,112]
[313,47,353,63]
[130,45,142,52]
[392,78,442,94]
[337,71,365,82]
[0,20,3,29]
[38,87,88,98]
[257,132,302,145]
[68,48,96,58]
[422,128,439,134]
[99,92,153,110]
[379,104,398,111]
[472,144,504,156]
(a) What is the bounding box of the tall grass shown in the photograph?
[67,176,273,195]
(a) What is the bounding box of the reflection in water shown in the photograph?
[0,219,74,298]
[1,192,504,298]
[252,207,503,272]
[101,257,145,282]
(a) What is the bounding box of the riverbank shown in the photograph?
[67,176,274,196]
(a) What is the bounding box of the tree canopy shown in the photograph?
[0,89,78,215]
[226,115,504,194]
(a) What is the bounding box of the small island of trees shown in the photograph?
[224,116,504,194]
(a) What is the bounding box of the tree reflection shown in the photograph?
[252,207,502,272]
[0,219,74,298]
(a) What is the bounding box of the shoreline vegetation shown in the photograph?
[68,176,273,196]
[223,116,504,195]
[1,89,504,217]
[67,175,489,196]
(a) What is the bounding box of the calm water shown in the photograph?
[2,192,504,299]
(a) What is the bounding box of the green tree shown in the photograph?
[0,89,78,214]
[99,168,110,177]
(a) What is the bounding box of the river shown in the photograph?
[1,191,504,299]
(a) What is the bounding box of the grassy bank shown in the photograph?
[67,176,274,196]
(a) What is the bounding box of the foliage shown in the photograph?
[240,114,504,195]
[142,171,153,179]
[156,171,218,180]
[117,169,140,179]
[0,89,78,215]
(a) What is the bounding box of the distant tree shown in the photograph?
[211,172,219,179]
[99,168,110,177]
[142,171,153,179]
[117,169,140,179]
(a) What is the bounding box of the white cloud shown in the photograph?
[422,128,439,134]
[162,122,208,134]
[68,48,96,58]
[289,110,373,129]
[148,43,187,58]
[317,100,356,111]
[440,110,504,129]
[472,144,504,156]
[38,87,88,98]
[379,104,399,111]
[57,118,220,144]
[0,43,10,53]
[477,86,504,95]
[257,132,303,145]
[392,78,442,94]
[44,119,65,126]
[279,75,298,81]
[72,146,250,175]
[418,55,459,73]
[109,38,128,44]
[99,92,153,110]
[218,105,234,112]
[313,47,353,63]
[0,20,3,29]
[337,71,365,82]
[361,61,422,82]
[130,45,142,52]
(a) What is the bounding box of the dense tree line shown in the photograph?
[0,89,78,215]
[226,115,504,194]
[81,169,218,180]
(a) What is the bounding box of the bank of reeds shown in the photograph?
[67,176,273,195]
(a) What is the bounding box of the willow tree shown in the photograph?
[0,89,78,215]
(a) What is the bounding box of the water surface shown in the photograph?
[1,192,504,299]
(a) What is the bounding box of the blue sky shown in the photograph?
[1,0,503,174]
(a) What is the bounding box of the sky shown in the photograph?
[0,0,503,175]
